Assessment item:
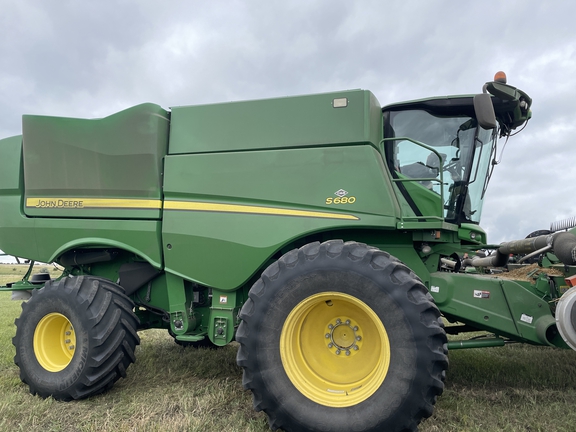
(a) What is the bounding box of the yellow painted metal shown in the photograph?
[164,200,359,220]
[33,313,76,372]
[280,292,390,407]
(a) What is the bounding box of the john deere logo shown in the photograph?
[334,189,348,197]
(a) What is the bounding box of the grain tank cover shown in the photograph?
[23,103,169,219]
[168,90,382,154]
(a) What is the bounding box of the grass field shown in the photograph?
[0,263,62,285]
[1,266,576,431]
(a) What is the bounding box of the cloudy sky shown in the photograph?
[1,0,575,262]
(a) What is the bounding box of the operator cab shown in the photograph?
[382,72,531,226]
[383,98,496,225]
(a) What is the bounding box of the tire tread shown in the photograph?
[13,275,140,401]
[236,240,448,432]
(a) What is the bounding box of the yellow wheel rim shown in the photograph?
[280,292,390,407]
[33,313,76,372]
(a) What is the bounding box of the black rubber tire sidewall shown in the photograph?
[13,276,140,400]
[237,241,447,432]
[14,286,91,400]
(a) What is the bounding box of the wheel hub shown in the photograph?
[280,291,390,407]
[325,317,362,356]
[33,313,76,372]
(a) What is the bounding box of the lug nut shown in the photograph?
[353,326,358,331]
[325,333,330,338]
[356,336,362,341]
[345,350,350,356]
[335,349,341,355]
[345,320,350,325]
[328,343,333,348]
[336,319,341,324]
[69,345,74,350]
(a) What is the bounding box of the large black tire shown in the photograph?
[13,276,140,400]
[236,240,448,432]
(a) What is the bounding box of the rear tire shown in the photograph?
[13,276,140,400]
[236,240,448,432]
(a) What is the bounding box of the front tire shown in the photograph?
[13,276,140,400]
[236,240,448,432]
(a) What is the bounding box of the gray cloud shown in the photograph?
[1,0,575,250]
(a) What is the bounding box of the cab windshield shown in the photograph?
[383,109,496,225]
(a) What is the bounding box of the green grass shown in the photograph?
[423,345,576,431]
[1,275,576,431]
[0,263,62,285]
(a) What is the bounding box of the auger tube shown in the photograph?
[463,232,576,268]
[463,250,509,268]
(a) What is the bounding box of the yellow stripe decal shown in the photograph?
[25,197,358,221]
[26,198,162,209]
[164,201,359,220]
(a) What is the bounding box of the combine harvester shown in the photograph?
[1,72,574,432]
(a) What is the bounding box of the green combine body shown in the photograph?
[1,73,575,432]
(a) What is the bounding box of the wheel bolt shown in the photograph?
[325,333,330,338]
[353,345,359,351]
[353,326,358,331]
[336,318,341,324]
[328,324,334,330]
[69,345,74,350]
[328,343,333,348]
[65,339,71,343]
[65,331,71,336]
[356,336,362,341]
[335,349,341,355]
[345,350,350,356]
[345,320,350,325]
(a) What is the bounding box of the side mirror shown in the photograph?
[473,93,497,130]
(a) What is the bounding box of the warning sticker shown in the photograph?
[473,290,490,299]
[520,314,533,324]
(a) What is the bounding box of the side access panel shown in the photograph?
[22,103,169,219]
[0,105,167,264]
[168,90,382,154]
[162,145,400,290]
